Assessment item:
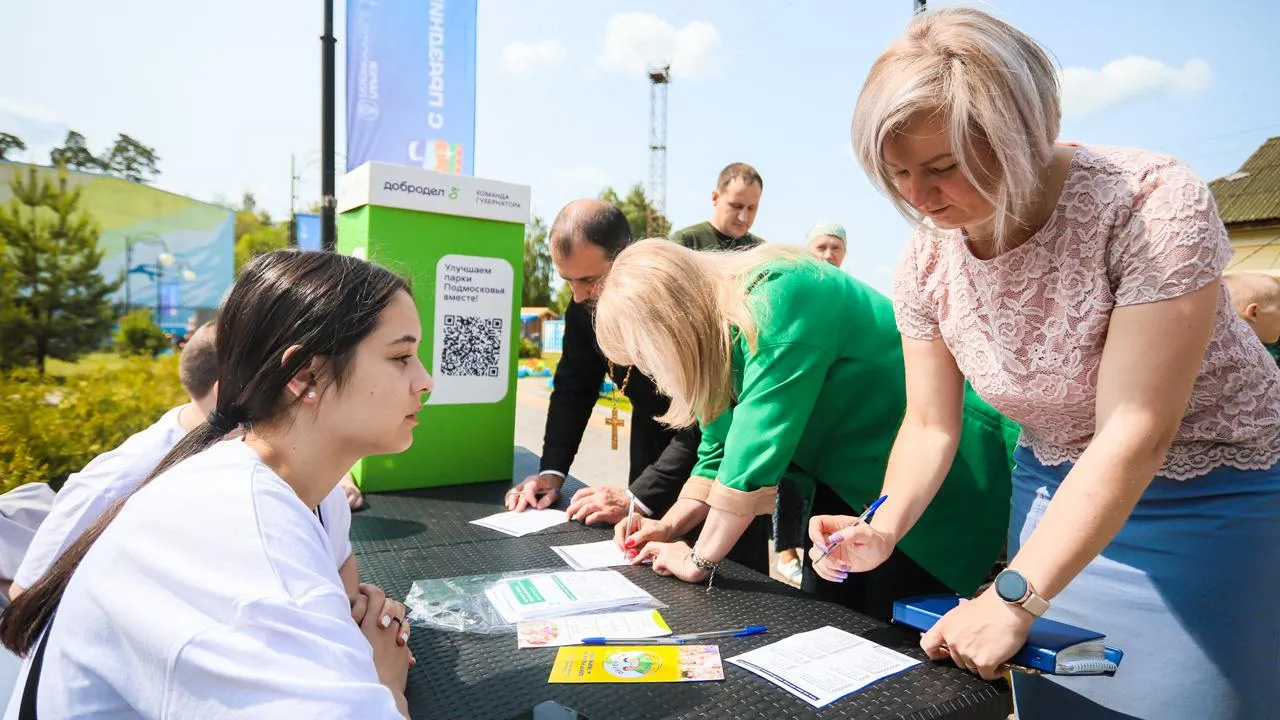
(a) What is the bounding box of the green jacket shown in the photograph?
[692,259,1018,594]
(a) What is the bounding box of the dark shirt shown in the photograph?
[539,299,697,517]
[670,221,764,251]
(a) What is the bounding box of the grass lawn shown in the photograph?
[597,393,633,414]
[44,352,139,378]
[525,352,634,413]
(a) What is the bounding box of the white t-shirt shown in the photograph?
[0,483,55,582]
[4,440,399,719]
[13,407,353,589]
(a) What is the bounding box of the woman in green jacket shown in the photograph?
[596,240,1018,620]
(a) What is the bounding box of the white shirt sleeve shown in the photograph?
[319,487,353,569]
[166,588,402,719]
[0,483,55,581]
[12,458,142,588]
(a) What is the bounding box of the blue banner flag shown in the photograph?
[346,0,478,175]
[294,213,322,252]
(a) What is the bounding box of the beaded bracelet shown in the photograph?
[690,547,721,592]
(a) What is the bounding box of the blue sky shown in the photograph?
[3,0,1278,292]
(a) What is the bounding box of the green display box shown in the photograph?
[337,162,530,491]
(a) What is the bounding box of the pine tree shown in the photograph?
[599,184,671,240]
[0,167,120,373]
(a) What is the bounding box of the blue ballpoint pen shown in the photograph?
[815,494,888,565]
[581,625,768,645]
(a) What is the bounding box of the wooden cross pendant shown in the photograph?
[605,406,625,450]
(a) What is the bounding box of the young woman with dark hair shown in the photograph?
[1,250,432,718]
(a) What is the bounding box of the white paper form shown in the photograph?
[470,508,568,537]
[517,610,672,648]
[484,570,654,624]
[726,626,920,708]
[550,540,629,570]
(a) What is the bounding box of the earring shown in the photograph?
[306,390,317,399]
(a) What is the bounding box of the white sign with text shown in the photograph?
[428,254,514,405]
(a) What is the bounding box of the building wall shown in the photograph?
[0,161,234,330]
[1227,225,1280,276]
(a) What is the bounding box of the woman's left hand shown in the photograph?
[630,540,709,583]
[919,588,1035,680]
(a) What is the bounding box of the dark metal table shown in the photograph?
[353,449,1010,720]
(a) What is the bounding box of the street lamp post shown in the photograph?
[321,0,337,252]
[123,235,196,324]
[153,250,175,324]
[291,149,346,249]
[124,233,164,312]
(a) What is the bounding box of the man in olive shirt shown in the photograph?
[669,163,766,250]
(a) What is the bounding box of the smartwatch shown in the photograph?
[993,568,1050,617]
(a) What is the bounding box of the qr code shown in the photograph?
[441,314,503,377]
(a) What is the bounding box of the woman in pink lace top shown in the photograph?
[812,7,1280,720]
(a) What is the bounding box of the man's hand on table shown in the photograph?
[565,486,632,525]
[505,473,564,511]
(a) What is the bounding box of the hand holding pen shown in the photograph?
[806,495,891,584]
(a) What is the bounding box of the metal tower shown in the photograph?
[914,0,926,14]
[647,64,671,237]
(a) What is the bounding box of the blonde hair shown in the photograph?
[852,6,1061,251]
[1224,271,1280,312]
[593,239,801,427]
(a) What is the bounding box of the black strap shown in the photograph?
[19,613,54,720]
[314,504,325,529]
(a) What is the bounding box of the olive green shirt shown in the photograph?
[692,259,1019,595]
[670,221,764,251]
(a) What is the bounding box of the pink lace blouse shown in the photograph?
[894,144,1280,480]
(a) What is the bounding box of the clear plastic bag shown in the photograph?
[404,568,666,635]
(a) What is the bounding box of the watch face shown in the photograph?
[995,570,1028,602]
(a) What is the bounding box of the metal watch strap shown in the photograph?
[1020,590,1050,617]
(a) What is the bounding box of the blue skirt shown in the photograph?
[1008,446,1280,719]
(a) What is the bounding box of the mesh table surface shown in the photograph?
[351,476,592,555]
[356,485,1009,720]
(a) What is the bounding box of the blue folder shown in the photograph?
[891,594,1124,676]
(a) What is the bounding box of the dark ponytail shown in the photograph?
[0,250,408,654]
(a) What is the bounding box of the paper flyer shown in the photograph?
[517,610,671,648]
[484,570,653,624]
[550,540,629,570]
[727,626,919,707]
[469,508,568,537]
[548,645,725,683]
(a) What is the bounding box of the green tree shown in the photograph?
[0,167,120,373]
[599,183,671,240]
[0,222,23,369]
[233,192,289,270]
[235,224,289,270]
[49,131,99,172]
[101,133,160,184]
[551,282,573,315]
[114,307,169,357]
[523,213,553,307]
[0,133,26,161]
